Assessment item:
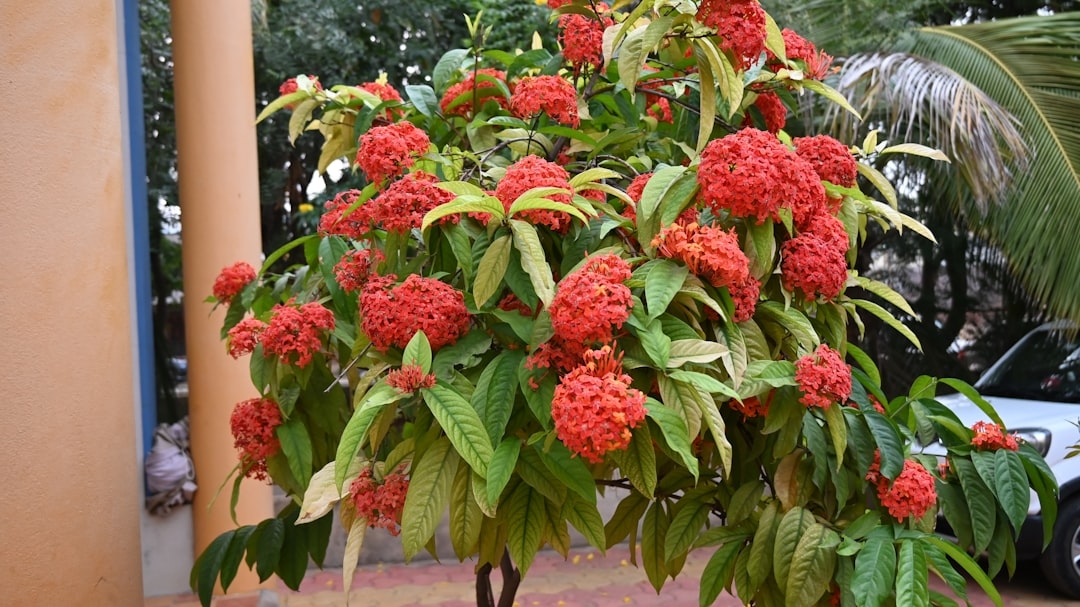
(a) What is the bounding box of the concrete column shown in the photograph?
[170,0,274,593]
[0,1,144,605]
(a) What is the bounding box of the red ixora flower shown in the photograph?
[230,397,283,482]
[695,0,767,70]
[319,189,375,240]
[794,344,851,408]
[334,248,384,293]
[349,466,410,536]
[510,75,580,128]
[278,75,323,110]
[742,91,786,134]
[355,121,431,184]
[551,346,648,463]
[653,222,750,292]
[385,364,437,394]
[971,421,1020,451]
[800,210,849,253]
[731,394,769,420]
[867,456,938,521]
[794,134,857,188]
[697,128,825,225]
[777,28,835,81]
[360,274,471,352]
[367,170,457,234]
[549,254,633,346]
[227,317,267,358]
[440,68,510,118]
[260,301,336,368]
[781,233,847,302]
[213,261,257,302]
[559,3,613,73]
[495,155,577,232]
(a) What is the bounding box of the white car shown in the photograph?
[935,321,1080,597]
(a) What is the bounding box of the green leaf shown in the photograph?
[863,411,904,479]
[335,382,401,491]
[645,400,699,480]
[744,219,777,280]
[699,541,743,607]
[697,390,734,478]
[667,339,729,367]
[509,220,556,307]
[402,330,432,374]
[851,275,918,318]
[954,457,997,554]
[474,235,512,308]
[254,518,284,582]
[605,493,650,548]
[642,501,671,593]
[939,378,1005,427]
[895,540,929,607]
[636,165,690,254]
[773,507,813,588]
[756,301,820,350]
[785,524,834,607]
[486,437,522,506]
[923,536,1003,607]
[747,501,779,595]
[538,439,597,504]
[852,535,896,607]
[994,449,1031,536]
[850,298,922,351]
[255,90,309,123]
[194,531,234,605]
[472,351,524,445]
[422,195,505,231]
[508,191,590,225]
[664,488,713,563]
[405,84,439,118]
[433,48,469,93]
[823,402,847,471]
[449,464,483,561]
[802,78,861,120]
[401,438,459,561]
[564,493,607,553]
[667,370,741,402]
[421,383,495,478]
[630,310,672,368]
[612,423,657,498]
[276,418,313,489]
[645,259,690,320]
[505,483,546,575]
[219,525,256,592]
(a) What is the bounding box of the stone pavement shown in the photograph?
[146,544,1080,607]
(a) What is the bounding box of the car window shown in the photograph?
[977,329,1080,403]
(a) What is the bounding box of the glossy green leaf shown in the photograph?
[401,438,459,561]
[642,501,671,593]
[823,402,847,471]
[254,518,285,582]
[219,525,256,593]
[335,382,401,491]
[405,84,439,118]
[756,301,820,350]
[895,540,929,607]
[506,483,545,575]
[605,492,650,548]
[954,457,997,554]
[645,400,699,480]
[747,501,778,596]
[449,464,483,560]
[194,531,233,606]
[785,524,834,607]
[509,220,556,307]
[421,383,495,478]
[664,487,713,562]
[471,349,524,443]
[276,418,313,490]
[645,259,690,320]
[667,339,729,367]
[863,411,904,480]
[994,449,1031,536]
[667,370,741,402]
[422,195,505,231]
[563,493,607,553]
[699,540,743,607]
[612,422,657,498]
[537,439,596,504]
[473,235,511,308]
[772,506,813,588]
[923,536,1003,607]
[486,437,522,506]
[402,330,433,374]
[852,535,896,607]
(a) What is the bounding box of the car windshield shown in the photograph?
[976,329,1080,403]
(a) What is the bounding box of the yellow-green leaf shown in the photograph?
[421,383,495,477]
[880,143,950,163]
[509,220,556,307]
[474,235,512,307]
[401,438,459,561]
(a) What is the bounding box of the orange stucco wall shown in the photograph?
[0,1,145,605]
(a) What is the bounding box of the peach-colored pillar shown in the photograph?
[0,1,144,605]
[170,0,274,593]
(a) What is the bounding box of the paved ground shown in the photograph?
[146,544,1080,607]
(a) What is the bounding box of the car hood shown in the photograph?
[935,392,1078,429]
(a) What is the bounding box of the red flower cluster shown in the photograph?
[971,421,1020,451]
[510,75,580,127]
[801,211,849,253]
[781,233,847,302]
[260,301,336,368]
[386,364,437,394]
[334,248,384,293]
[794,344,851,408]
[695,0,767,70]
[729,274,761,322]
[356,121,430,184]
[360,274,471,352]
[358,81,404,120]
[867,457,938,521]
[743,91,786,134]
[731,395,769,420]
[559,4,613,72]
[227,317,267,358]
[319,190,374,239]
[697,128,825,225]
[369,171,457,234]
[794,134,857,188]
[549,254,633,345]
[440,69,510,117]
[551,347,648,463]
[653,222,750,291]
[626,173,653,204]
[495,155,576,232]
[213,261,257,302]
[230,397,282,482]
[349,467,410,536]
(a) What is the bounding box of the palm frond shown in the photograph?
[907,12,1080,323]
